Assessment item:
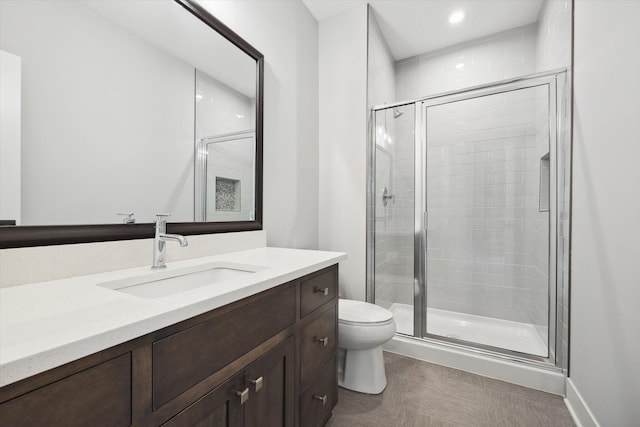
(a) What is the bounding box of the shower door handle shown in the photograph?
[382,187,394,206]
[423,211,429,231]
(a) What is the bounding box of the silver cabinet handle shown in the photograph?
[250,376,263,392]
[313,394,327,405]
[236,387,249,405]
[314,286,329,296]
[316,336,329,347]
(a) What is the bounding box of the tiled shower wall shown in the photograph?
[425,87,549,325]
[374,109,415,310]
[388,24,540,321]
[532,91,551,346]
[536,0,572,371]
[367,10,413,310]
[396,24,537,101]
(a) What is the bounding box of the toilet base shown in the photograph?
[338,346,387,394]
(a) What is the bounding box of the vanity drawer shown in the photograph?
[0,353,131,427]
[300,356,337,427]
[153,284,296,409]
[300,305,337,384]
[300,266,338,318]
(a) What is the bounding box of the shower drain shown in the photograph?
[446,334,463,340]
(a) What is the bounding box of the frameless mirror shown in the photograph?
[0,0,263,247]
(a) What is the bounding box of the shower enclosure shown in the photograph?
[368,71,568,366]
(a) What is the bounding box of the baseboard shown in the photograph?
[565,378,600,427]
[384,335,566,395]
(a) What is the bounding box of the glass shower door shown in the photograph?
[372,106,416,335]
[422,81,556,358]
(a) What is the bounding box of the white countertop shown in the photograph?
[0,247,346,387]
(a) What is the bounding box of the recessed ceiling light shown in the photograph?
[449,10,465,24]
[455,63,465,70]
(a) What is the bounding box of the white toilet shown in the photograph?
[338,299,396,394]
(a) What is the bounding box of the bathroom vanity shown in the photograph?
[0,248,345,426]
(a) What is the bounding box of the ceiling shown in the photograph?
[82,0,256,97]
[303,0,544,60]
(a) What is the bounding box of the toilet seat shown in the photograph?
[339,299,393,325]
[339,317,395,327]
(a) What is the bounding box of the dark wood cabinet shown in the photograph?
[162,372,245,427]
[300,305,337,384]
[0,353,132,427]
[300,356,337,427]
[152,285,296,409]
[0,264,338,427]
[163,337,294,427]
[297,266,339,427]
[300,266,338,317]
[245,337,295,427]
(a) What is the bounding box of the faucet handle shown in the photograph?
[154,214,171,234]
[155,213,170,223]
[117,213,135,224]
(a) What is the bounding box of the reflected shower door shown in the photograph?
[422,82,555,358]
[373,106,416,335]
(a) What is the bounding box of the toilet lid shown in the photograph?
[339,299,393,324]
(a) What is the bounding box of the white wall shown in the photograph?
[396,24,537,101]
[367,11,395,108]
[195,71,254,139]
[198,0,319,250]
[0,1,195,224]
[318,4,368,300]
[568,1,640,425]
[0,50,21,225]
[0,231,266,288]
[535,0,572,73]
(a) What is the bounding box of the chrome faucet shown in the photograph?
[152,214,188,269]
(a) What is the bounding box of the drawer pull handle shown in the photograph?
[314,286,329,296]
[316,336,329,347]
[313,394,328,405]
[250,376,263,392]
[236,387,250,405]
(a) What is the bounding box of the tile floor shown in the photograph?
[326,352,575,427]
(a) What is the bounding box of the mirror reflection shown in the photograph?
[0,0,258,226]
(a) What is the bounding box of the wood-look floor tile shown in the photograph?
[326,352,575,427]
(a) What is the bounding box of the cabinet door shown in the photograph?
[162,372,245,427]
[0,353,131,427]
[300,356,337,427]
[244,337,295,427]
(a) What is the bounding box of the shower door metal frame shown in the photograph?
[368,69,568,369]
[418,74,559,365]
[195,129,256,222]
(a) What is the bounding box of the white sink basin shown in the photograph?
[98,262,266,298]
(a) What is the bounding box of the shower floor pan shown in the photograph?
[389,303,548,357]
